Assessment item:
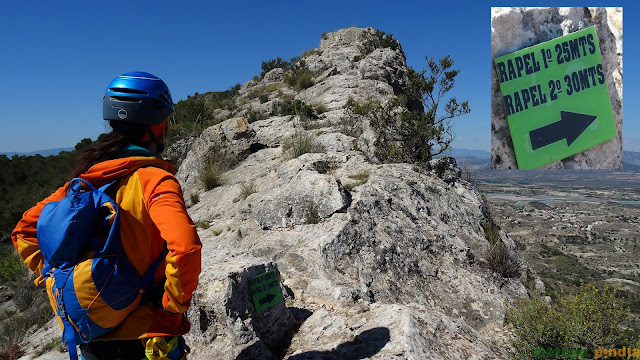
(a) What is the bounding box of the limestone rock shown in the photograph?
[263,68,285,83]
[429,156,463,183]
[252,116,296,147]
[241,153,351,230]
[286,304,508,359]
[173,27,540,360]
[183,149,531,359]
[164,137,195,169]
[185,253,298,360]
[175,117,258,199]
[322,164,527,331]
[491,7,623,169]
[16,317,65,360]
[297,27,406,111]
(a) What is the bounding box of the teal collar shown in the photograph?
[118,143,160,158]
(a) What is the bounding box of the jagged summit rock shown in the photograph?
[299,27,407,110]
[168,27,539,359]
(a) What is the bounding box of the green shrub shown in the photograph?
[343,97,379,137]
[304,202,320,224]
[260,57,290,78]
[260,57,298,78]
[314,104,329,114]
[190,192,199,205]
[200,161,223,190]
[211,228,223,236]
[35,338,63,357]
[0,300,51,350]
[352,55,365,63]
[278,99,327,131]
[194,220,210,229]
[344,171,370,191]
[369,56,469,168]
[484,216,521,278]
[358,29,401,55]
[199,142,248,191]
[245,107,263,124]
[348,170,370,182]
[507,283,637,359]
[259,94,269,104]
[301,119,332,130]
[345,97,378,116]
[265,84,281,93]
[0,255,26,284]
[239,182,257,200]
[279,99,315,118]
[282,139,292,153]
[283,131,325,159]
[0,342,24,360]
[302,49,321,58]
[166,85,240,149]
[220,98,237,112]
[284,60,315,90]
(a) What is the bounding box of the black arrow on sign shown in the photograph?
[259,293,276,305]
[529,111,597,150]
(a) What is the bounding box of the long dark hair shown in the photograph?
[71,121,148,179]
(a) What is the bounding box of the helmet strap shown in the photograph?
[144,127,165,154]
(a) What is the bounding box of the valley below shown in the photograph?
[473,169,640,330]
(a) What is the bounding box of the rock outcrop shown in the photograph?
[171,27,538,359]
[25,27,539,360]
[491,7,623,169]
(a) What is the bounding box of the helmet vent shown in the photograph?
[158,93,171,105]
[110,96,142,103]
[109,87,147,95]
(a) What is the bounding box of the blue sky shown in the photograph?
[0,0,635,152]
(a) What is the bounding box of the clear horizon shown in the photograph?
[1,1,636,152]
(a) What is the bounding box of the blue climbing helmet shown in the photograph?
[103,71,174,125]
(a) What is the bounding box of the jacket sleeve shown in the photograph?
[11,184,68,286]
[142,168,201,314]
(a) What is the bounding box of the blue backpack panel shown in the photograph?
[37,178,165,360]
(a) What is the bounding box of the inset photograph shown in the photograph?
[491,7,622,169]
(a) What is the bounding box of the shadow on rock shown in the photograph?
[234,307,314,360]
[287,327,391,360]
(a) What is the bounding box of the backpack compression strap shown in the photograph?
[59,248,167,359]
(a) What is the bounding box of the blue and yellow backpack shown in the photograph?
[37,177,166,360]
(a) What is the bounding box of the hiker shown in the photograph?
[11,72,202,360]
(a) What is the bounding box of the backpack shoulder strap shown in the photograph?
[68,177,119,194]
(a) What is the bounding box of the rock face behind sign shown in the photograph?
[174,27,540,359]
[491,7,623,169]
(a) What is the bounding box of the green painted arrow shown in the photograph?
[529,111,597,150]
[259,293,277,305]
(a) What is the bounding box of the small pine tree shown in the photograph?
[371,55,470,167]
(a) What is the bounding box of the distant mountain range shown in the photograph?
[444,149,490,159]
[1,147,74,158]
[2,148,639,171]
[624,151,640,166]
[623,161,640,171]
[443,149,640,171]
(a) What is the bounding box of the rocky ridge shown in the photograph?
[173,27,537,359]
[22,27,538,360]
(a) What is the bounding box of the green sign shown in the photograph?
[248,270,283,313]
[494,27,616,169]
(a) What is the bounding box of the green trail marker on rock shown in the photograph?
[248,269,283,313]
[494,26,616,169]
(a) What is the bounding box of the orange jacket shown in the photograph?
[11,151,201,339]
